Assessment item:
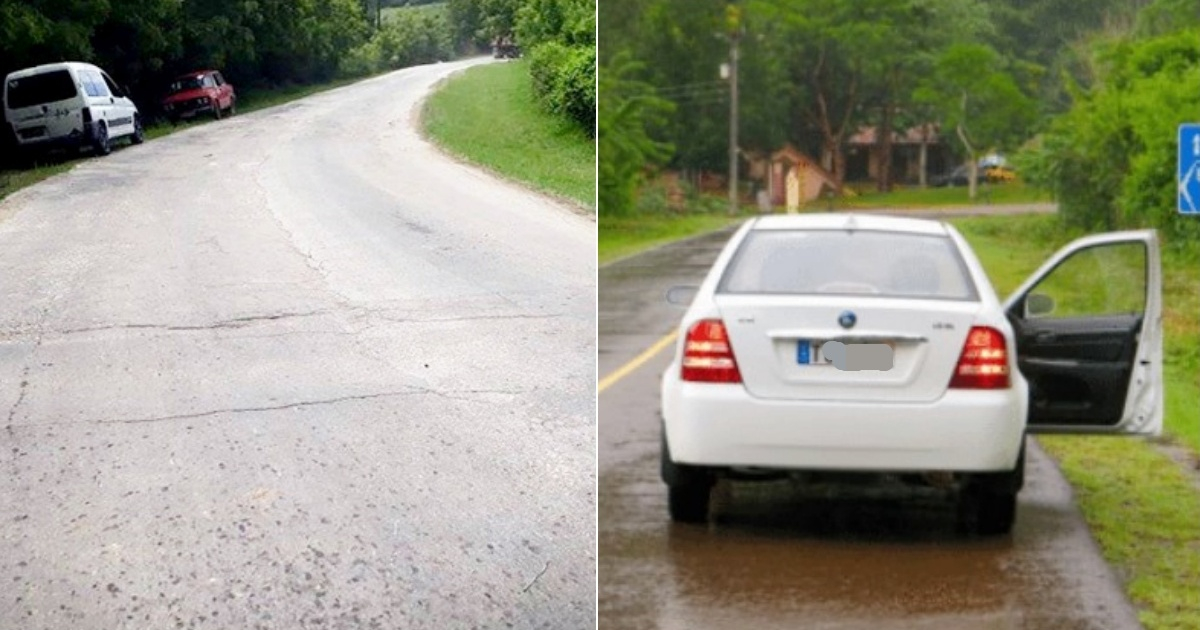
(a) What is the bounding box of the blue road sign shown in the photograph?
[1179,124,1200,214]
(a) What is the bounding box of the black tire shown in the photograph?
[130,115,145,145]
[93,122,111,156]
[668,482,711,524]
[227,96,237,116]
[212,99,222,120]
[975,491,1017,536]
[661,433,713,523]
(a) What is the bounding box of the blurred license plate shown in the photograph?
[796,340,826,365]
[797,340,895,366]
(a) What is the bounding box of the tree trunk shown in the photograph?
[955,94,977,200]
[878,103,893,192]
[958,122,977,200]
[831,142,846,191]
[918,136,928,188]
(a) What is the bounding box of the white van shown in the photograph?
[3,61,144,157]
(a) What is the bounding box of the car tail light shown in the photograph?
[949,326,1010,389]
[681,319,742,383]
[81,107,92,123]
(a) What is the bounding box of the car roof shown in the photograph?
[750,213,951,236]
[4,62,102,81]
[173,70,218,80]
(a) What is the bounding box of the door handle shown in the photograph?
[1034,331,1057,343]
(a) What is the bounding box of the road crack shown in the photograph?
[522,561,550,594]
[49,310,338,337]
[85,387,526,426]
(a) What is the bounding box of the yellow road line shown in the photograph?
[598,331,679,394]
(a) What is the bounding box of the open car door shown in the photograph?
[1003,230,1162,435]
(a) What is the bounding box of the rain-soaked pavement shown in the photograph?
[598,213,1144,630]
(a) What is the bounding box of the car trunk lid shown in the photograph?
[716,296,979,402]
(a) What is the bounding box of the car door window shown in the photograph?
[81,71,108,98]
[1024,242,1145,318]
[101,73,123,98]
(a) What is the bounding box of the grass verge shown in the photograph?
[803,180,1051,210]
[421,60,595,210]
[0,77,364,202]
[382,2,446,21]
[599,212,741,264]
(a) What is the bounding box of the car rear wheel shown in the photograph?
[668,482,712,524]
[92,122,111,156]
[227,96,237,116]
[662,434,713,523]
[130,115,145,145]
[212,99,222,120]
[974,491,1017,536]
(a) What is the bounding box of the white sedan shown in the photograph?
[661,213,1162,535]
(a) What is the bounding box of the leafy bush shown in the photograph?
[527,41,595,136]
[341,10,454,77]
[598,53,674,216]
[1020,28,1200,241]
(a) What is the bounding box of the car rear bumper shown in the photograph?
[662,376,1028,473]
[12,122,98,150]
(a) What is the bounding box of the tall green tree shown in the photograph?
[914,43,1036,199]
[599,53,675,216]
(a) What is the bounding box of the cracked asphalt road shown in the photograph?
[0,58,595,629]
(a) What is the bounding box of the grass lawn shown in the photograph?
[1,77,364,202]
[803,180,1051,210]
[381,2,446,21]
[421,61,595,210]
[599,212,742,264]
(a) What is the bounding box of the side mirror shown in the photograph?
[1025,292,1055,317]
[665,285,699,307]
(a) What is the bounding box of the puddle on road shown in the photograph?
[599,462,1129,630]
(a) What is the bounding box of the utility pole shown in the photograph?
[726,3,742,217]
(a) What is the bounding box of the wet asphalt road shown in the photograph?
[0,58,595,628]
[598,216,1143,630]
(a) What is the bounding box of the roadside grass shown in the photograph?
[954,213,1200,630]
[599,212,741,264]
[803,180,1051,210]
[381,2,446,21]
[1036,437,1200,629]
[421,60,595,210]
[0,77,363,202]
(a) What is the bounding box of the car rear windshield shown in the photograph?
[718,229,978,300]
[5,70,77,109]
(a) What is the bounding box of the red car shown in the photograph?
[162,70,236,123]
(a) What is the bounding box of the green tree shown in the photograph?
[915,43,1036,199]
[1022,26,1200,236]
[599,53,675,216]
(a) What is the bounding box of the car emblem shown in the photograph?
[838,311,857,329]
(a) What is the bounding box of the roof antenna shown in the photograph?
[843,214,858,232]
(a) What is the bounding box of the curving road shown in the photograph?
[598,220,1143,630]
[0,58,596,629]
